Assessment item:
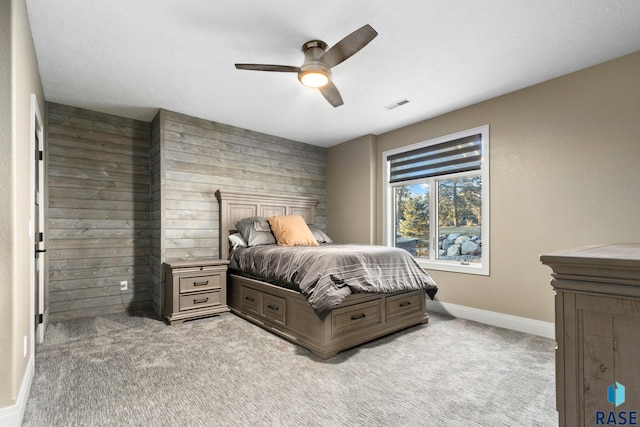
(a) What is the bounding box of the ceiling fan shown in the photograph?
[235,24,378,107]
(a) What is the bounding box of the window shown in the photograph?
[383,125,489,275]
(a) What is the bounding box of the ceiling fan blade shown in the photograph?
[319,24,378,69]
[319,81,344,107]
[235,64,300,72]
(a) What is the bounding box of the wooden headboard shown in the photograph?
[216,190,318,259]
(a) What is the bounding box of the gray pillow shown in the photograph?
[307,224,333,244]
[235,217,276,246]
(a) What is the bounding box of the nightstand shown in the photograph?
[163,259,230,324]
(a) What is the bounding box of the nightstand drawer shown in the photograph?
[262,293,286,325]
[179,274,221,293]
[179,290,222,311]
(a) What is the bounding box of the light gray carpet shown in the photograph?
[23,311,557,426]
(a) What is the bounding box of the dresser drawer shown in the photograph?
[179,274,221,293]
[179,290,222,311]
[386,291,423,321]
[332,300,381,338]
[240,286,261,314]
[262,293,286,325]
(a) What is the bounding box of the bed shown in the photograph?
[216,189,438,359]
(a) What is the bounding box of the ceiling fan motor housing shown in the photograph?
[298,40,331,87]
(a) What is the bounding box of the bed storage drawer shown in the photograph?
[238,284,287,325]
[386,290,423,321]
[262,293,286,325]
[241,286,261,314]
[332,300,381,338]
[179,290,222,311]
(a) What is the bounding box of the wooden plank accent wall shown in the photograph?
[46,104,325,319]
[47,103,152,320]
[150,109,327,315]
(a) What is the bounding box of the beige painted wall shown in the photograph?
[329,51,640,324]
[327,134,376,244]
[0,0,14,409]
[0,0,45,414]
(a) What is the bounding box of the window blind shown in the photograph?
[387,134,482,183]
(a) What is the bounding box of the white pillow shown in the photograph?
[229,232,248,249]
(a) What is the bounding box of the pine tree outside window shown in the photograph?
[382,125,490,275]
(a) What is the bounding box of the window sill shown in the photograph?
[416,259,489,276]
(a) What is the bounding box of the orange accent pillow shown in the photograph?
[268,215,319,247]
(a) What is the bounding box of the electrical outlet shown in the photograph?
[120,280,128,291]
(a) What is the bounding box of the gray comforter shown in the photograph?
[229,244,438,319]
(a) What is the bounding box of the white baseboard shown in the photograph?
[426,300,555,339]
[0,354,34,427]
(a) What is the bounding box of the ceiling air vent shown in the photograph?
[384,98,410,110]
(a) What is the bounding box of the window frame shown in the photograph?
[382,125,490,276]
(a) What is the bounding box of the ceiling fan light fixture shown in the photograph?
[235,25,377,107]
[299,69,329,88]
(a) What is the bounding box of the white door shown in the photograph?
[31,94,46,344]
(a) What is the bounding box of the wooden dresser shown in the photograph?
[541,244,640,426]
[163,259,230,324]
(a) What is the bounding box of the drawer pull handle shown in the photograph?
[267,304,279,311]
[193,280,209,286]
[399,301,411,307]
[244,296,255,303]
[193,297,209,304]
[351,314,366,320]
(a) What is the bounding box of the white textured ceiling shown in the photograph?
[25,0,640,147]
